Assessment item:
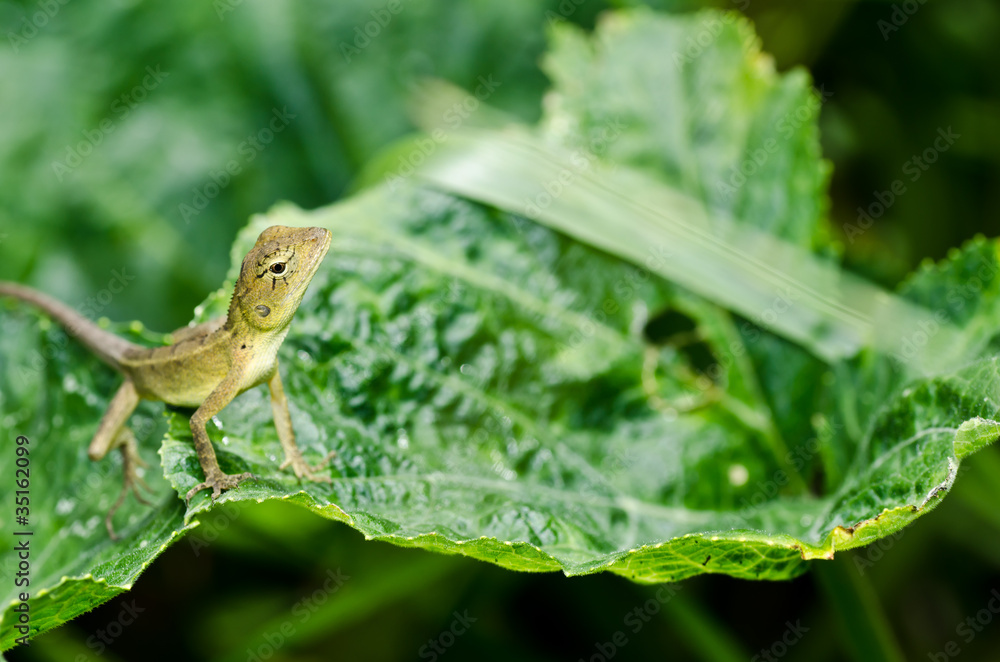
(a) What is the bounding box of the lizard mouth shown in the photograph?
[314,227,333,257]
[301,227,332,277]
[288,227,332,298]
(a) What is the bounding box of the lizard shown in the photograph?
[0,225,334,539]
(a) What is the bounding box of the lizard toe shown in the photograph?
[185,481,210,503]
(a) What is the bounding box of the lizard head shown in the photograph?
[231,225,332,332]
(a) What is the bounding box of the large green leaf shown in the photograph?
[4,183,1000,648]
[538,10,832,249]
[169,189,1000,589]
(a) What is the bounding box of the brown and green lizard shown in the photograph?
[0,225,334,538]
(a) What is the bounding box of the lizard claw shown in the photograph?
[279,450,336,483]
[185,471,256,503]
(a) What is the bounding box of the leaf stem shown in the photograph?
[660,591,750,662]
[813,556,905,662]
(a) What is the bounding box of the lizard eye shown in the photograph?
[269,262,287,275]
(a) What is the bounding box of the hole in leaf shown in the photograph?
[643,308,719,378]
[643,308,695,344]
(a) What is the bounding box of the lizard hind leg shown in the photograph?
[88,380,155,539]
[106,427,156,539]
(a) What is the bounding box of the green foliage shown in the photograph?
[540,10,831,249]
[2,5,999,653]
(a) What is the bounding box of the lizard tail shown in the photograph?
[0,281,139,371]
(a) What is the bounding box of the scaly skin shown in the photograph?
[0,225,333,539]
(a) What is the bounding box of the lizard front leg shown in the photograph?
[184,367,255,502]
[269,364,334,482]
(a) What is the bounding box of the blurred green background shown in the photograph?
[2,0,1000,660]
